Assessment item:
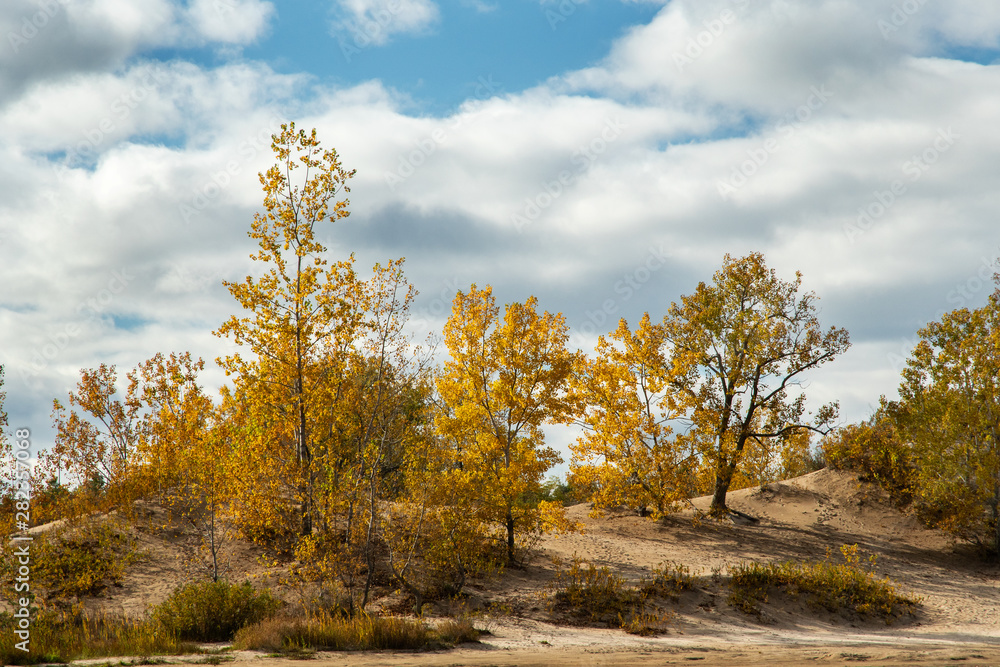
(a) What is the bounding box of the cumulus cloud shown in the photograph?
[0,0,275,106]
[3,0,1000,457]
[330,0,439,47]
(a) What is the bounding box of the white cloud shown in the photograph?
[184,0,275,44]
[331,0,439,46]
[3,0,1000,457]
[0,0,276,106]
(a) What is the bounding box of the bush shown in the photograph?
[822,412,915,506]
[152,580,282,641]
[547,558,674,634]
[0,607,197,665]
[727,544,920,622]
[2,521,141,600]
[641,561,696,600]
[233,612,470,651]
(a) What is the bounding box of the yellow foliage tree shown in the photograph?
[663,252,849,516]
[435,285,577,565]
[570,314,700,518]
[215,122,359,537]
[893,291,1000,556]
[49,363,146,511]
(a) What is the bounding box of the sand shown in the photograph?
[54,469,1000,666]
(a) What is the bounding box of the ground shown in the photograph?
[33,469,1000,665]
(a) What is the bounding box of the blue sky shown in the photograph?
[2,0,1000,476]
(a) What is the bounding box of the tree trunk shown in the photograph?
[506,508,515,565]
[710,468,733,515]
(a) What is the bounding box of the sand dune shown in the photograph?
[60,469,1000,666]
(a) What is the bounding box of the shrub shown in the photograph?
[547,558,673,634]
[4,521,142,600]
[152,580,282,642]
[0,607,197,665]
[641,561,697,600]
[727,544,920,622]
[233,612,446,651]
[822,412,915,506]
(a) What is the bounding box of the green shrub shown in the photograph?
[152,580,282,641]
[728,544,920,622]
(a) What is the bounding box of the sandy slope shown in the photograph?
[58,469,1000,665]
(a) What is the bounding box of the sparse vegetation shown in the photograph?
[0,520,142,600]
[232,612,479,651]
[727,544,920,622]
[0,607,198,665]
[547,557,677,635]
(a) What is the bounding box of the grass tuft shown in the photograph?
[727,544,921,622]
[0,607,198,665]
[547,557,674,634]
[233,612,473,652]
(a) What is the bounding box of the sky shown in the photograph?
[2,0,1000,477]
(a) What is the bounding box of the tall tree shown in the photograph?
[570,314,700,518]
[215,122,359,536]
[435,285,577,564]
[663,252,849,515]
[894,292,1000,557]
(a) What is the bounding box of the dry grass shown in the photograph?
[232,612,480,652]
[727,544,921,622]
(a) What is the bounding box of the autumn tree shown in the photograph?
[294,259,437,610]
[435,285,577,565]
[49,364,147,509]
[135,352,230,580]
[215,122,359,537]
[893,291,1000,557]
[663,252,849,516]
[570,314,701,518]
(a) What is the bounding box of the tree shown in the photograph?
[135,352,230,581]
[435,285,577,564]
[663,252,849,516]
[894,292,1000,557]
[49,364,146,508]
[570,314,700,518]
[215,122,359,537]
